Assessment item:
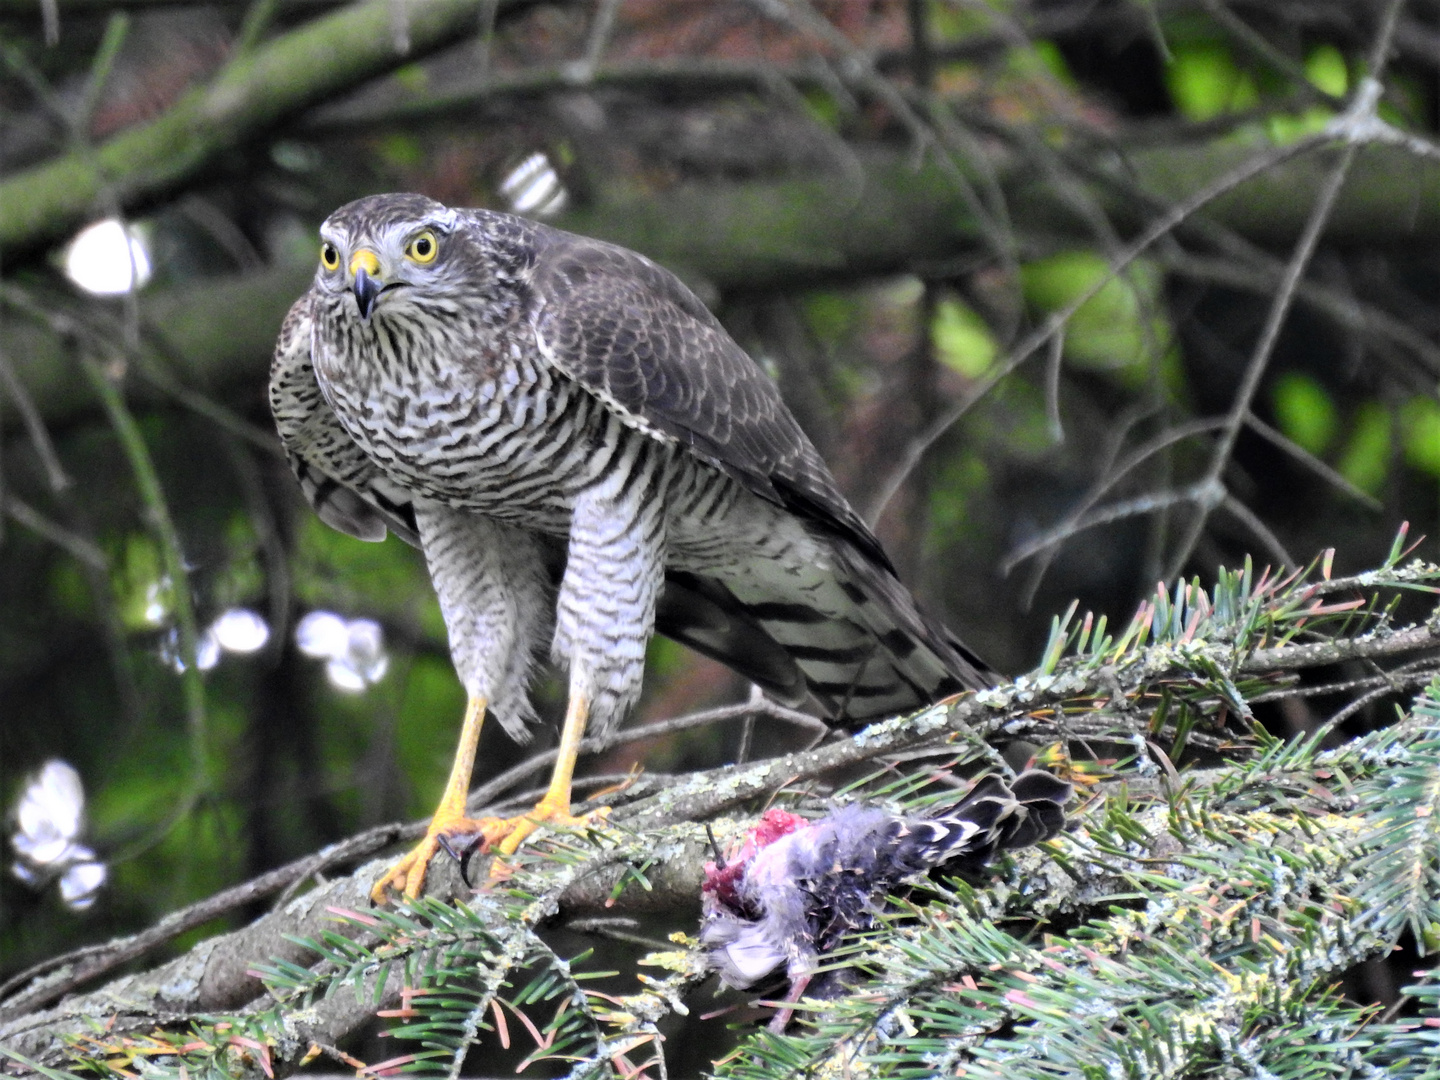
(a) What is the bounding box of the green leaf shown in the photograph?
[799,87,840,129]
[1267,106,1334,144]
[111,531,170,630]
[802,291,857,347]
[932,296,997,377]
[392,62,427,92]
[1020,253,1171,380]
[379,133,423,168]
[1271,372,1337,455]
[1166,42,1258,121]
[1026,40,1077,89]
[927,451,987,539]
[1337,401,1392,494]
[1306,44,1348,96]
[1401,396,1440,477]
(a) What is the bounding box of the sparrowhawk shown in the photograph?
[270,192,993,901]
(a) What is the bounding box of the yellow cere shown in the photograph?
[349,248,381,276]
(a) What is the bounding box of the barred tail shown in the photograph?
[893,770,1072,874]
[656,542,994,726]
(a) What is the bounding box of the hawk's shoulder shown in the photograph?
[492,214,891,573]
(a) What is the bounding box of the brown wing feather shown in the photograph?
[521,223,895,576]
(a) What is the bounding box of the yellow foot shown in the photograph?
[371,816,510,903]
[589,766,642,803]
[482,799,612,874]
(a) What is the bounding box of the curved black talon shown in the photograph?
[437,832,485,887]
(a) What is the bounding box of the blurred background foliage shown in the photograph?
[1,0,1438,1015]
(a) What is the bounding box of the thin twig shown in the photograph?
[1243,412,1382,510]
[1250,664,1440,707]
[1165,79,1391,577]
[1199,0,1346,111]
[1241,621,1440,673]
[131,343,286,457]
[1325,681,1411,728]
[751,0,1018,287]
[1042,330,1065,445]
[869,131,1330,522]
[1015,402,1172,601]
[0,822,410,1016]
[1219,493,1295,568]
[1159,249,1440,376]
[235,0,282,55]
[563,918,674,952]
[575,0,620,78]
[1004,458,1223,576]
[1,494,107,568]
[0,348,70,491]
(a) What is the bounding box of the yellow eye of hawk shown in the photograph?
[405,230,439,264]
[320,242,340,271]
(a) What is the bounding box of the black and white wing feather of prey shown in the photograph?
[269,293,420,547]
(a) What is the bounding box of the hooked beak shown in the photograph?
[349,249,383,322]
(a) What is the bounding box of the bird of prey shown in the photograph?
[700,770,1071,1027]
[270,192,993,901]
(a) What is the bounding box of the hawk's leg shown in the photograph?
[371,694,511,902]
[486,441,668,865]
[371,507,554,901]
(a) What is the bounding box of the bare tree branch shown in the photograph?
[0,0,525,256]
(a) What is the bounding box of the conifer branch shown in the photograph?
[6,551,1440,1076]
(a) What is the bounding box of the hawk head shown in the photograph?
[314,193,467,323]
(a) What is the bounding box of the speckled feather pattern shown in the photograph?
[270,300,419,545]
[270,193,993,742]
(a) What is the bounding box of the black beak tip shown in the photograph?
[353,267,382,322]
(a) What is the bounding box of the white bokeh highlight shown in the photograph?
[59,861,108,910]
[212,608,270,653]
[195,629,222,671]
[168,608,272,673]
[12,761,84,866]
[64,218,153,295]
[296,610,389,692]
[142,579,171,627]
[10,760,108,910]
